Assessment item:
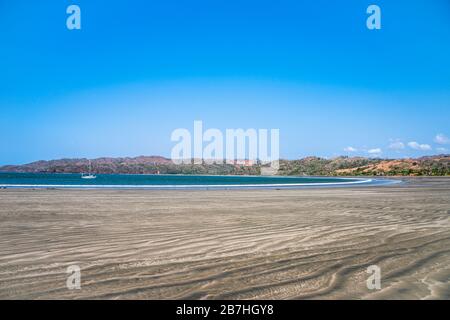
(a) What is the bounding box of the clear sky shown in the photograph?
[1,0,449,164]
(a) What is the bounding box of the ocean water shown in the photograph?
[0,172,375,189]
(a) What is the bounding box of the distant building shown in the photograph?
[234,159,255,167]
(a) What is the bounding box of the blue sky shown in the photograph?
[1,0,449,164]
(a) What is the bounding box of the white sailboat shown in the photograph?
[81,160,97,179]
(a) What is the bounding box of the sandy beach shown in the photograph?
[0,177,449,299]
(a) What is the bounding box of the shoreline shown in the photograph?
[0,177,402,190]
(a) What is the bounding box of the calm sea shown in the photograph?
[0,172,370,189]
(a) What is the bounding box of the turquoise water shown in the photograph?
[0,172,369,189]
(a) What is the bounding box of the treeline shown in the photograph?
[1,155,449,176]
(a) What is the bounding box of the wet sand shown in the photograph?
[0,177,449,299]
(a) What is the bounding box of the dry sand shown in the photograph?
[0,177,449,299]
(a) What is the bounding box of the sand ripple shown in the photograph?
[0,177,449,299]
